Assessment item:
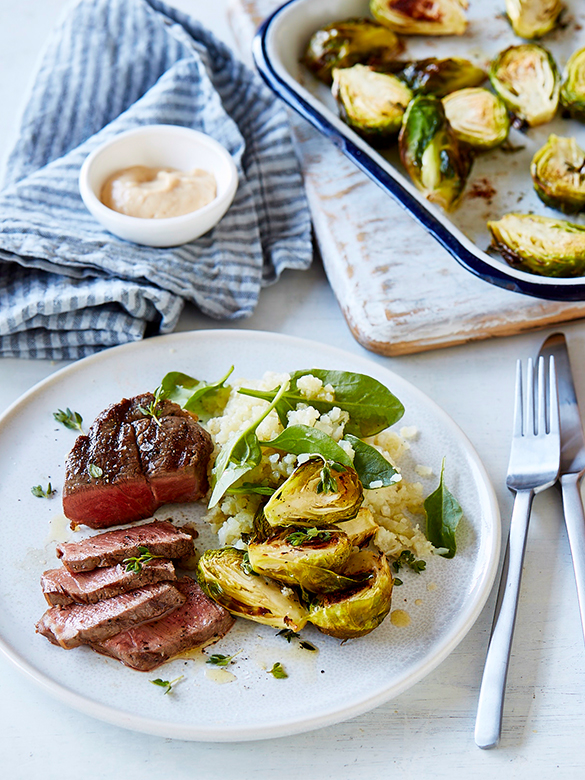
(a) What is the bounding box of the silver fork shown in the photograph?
[475,356,560,750]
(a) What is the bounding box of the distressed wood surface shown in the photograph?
[229,0,585,355]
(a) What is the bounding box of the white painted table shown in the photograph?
[1,2,585,777]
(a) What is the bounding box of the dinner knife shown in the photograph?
[538,332,585,643]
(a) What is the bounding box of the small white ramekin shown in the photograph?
[79,125,239,247]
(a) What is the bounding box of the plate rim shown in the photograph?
[252,0,585,302]
[0,329,501,741]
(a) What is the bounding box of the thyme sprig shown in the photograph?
[392,550,426,574]
[138,386,165,426]
[268,662,288,679]
[206,650,242,667]
[124,546,165,573]
[31,483,56,498]
[53,408,83,433]
[150,675,184,694]
[286,527,332,546]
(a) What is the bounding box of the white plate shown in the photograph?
[0,330,500,741]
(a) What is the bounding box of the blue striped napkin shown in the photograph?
[0,0,312,359]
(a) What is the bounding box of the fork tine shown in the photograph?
[537,356,546,435]
[548,355,559,436]
[513,359,523,437]
[525,358,535,436]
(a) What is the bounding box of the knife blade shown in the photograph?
[538,332,585,642]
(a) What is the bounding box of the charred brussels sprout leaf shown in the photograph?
[531,134,585,213]
[263,457,364,528]
[303,17,402,85]
[442,88,510,150]
[560,47,585,122]
[370,0,468,36]
[505,0,563,39]
[197,547,308,630]
[399,57,485,98]
[399,94,473,211]
[488,213,585,277]
[335,507,379,548]
[332,65,412,144]
[238,369,404,438]
[247,527,356,593]
[308,551,394,639]
[489,44,559,128]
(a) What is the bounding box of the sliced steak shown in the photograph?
[55,520,195,573]
[36,582,185,649]
[62,393,212,529]
[90,577,235,671]
[41,559,176,606]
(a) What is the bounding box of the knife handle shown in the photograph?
[560,473,585,644]
[475,488,534,750]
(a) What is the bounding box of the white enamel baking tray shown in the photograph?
[253,0,585,300]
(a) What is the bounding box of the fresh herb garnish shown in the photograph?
[268,662,288,679]
[208,382,288,508]
[239,369,404,438]
[87,463,103,479]
[124,546,164,573]
[316,460,344,494]
[31,483,56,498]
[276,629,318,652]
[392,550,426,574]
[424,458,463,558]
[299,640,318,651]
[137,385,164,426]
[206,650,241,667]
[53,408,83,433]
[343,434,401,489]
[393,577,403,586]
[150,675,184,694]
[158,366,234,422]
[286,527,332,546]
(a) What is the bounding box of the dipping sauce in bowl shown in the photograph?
[100,165,217,219]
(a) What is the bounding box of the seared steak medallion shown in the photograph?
[36,582,186,649]
[62,393,213,528]
[55,520,195,573]
[41,559,176,606]
[90,577,235,671]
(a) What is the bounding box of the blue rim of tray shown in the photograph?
[252,0,585,302]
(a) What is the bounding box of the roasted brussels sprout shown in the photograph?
[531,135,585,213]
[332,65,413,143]
[399,94,473,211]
[399,57,486,98]
[505,0,563,39]
[370,0,468,36]
[560,47,585,121]
[335,507,379,547]
[488,213,585,277]
[308,550,394,639]
[248,527,355,593]
[197,547,308,630]
[442,88,510,150]
[303,17,402,85]
[264,458,364,528]
[489,44,559,127]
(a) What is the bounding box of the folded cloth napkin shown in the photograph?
[0,0,312,359]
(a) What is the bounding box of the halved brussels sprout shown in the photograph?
[303,17,402,85]
[442,88,510,150]
[332,65,413,143]
[488,213,585,277]
[370,0,468,36]
[399,94,473,211]
[308,550,394,639]
[399,57,486,98]
[560,47,585,121]
[335,507,379,547]
[489,44,559,127]
[505,0,563,39]
[197,547,308,630]
[248,527,355,593]
[531,134,585,213]
[264,458,364,528]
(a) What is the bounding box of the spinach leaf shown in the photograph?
[238,369,404,437]
[159,366,234,421]
[424,459,463,558]
[344,434,401,489]
[209,382,288,508]
[226,483,276,496]
[261,425,352,467]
